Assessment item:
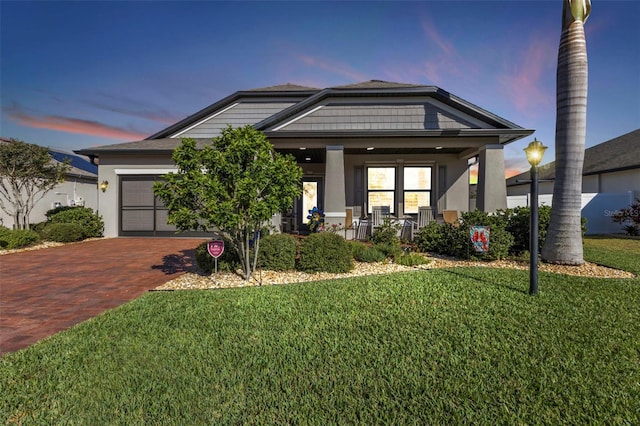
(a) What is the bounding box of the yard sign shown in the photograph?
[470,226,490,253]
[207,240,225,282]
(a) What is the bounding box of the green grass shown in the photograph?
[584,235,640,275]
[2,267,639,424]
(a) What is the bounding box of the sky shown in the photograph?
[1,0,639,178]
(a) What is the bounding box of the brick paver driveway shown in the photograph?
[0,237,205,355]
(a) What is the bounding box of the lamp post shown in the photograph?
[523,139,548,295]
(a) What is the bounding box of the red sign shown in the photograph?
[207,240,225,258]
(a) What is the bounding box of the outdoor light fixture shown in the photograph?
[524,138,547,167]
[523,138,548,295]
[366,147,375,151]
[100,180,109,193]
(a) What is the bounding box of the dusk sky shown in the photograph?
[1,0,639,177]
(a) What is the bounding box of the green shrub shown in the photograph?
[45,205,76,219]
[498,206,552,255]
[298,233,353,273]
[40,223,85,243]
[415,210,513,261]
[373,242,402,260]
[195,236,241,274]
[0,226,11,248]
[257,233,297,271]
[460,210,513,261]
[47,207,104,239]
[370,218,400,246]
[4,229,41,249]
[347,240,368,259]
[355,246,386,263]
[29,221,49,235]
[415,221,466,257]
[395,253,430,266]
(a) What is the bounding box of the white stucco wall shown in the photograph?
[0,178,97,230]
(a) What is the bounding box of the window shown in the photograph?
[367,167,395,214]
[403,166,432,214]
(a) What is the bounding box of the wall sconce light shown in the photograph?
[100,180,109,193]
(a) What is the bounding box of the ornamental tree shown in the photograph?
[0,139,69,230]
[154,125,303,281]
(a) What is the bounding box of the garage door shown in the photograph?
[120,176,207,237]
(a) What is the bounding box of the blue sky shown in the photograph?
[1,0,639,177]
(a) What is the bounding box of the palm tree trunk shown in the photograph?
[541,0,590,265]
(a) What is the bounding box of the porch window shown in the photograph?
[403,166,432,214]
[367,167,395,214]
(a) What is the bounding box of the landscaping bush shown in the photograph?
[612,197,640,236]
[0,226,11,248]
[298,232,353,273]
[347,240,368,260]
[395,253,430,266]
[195,236,241,274]
[373,242,402,260]
[370,218,400,246]
[257,233,297,271]
[355,246,386,263]
[460,210,513,261]
[415,221,466,257]
[415,210,513,260]
[47,207,104,239]
[498,206,551,255]
[3,229,41,249]
[40,223,85,243]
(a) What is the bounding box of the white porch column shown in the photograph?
[324,145,347,227]
[476,144,507,213]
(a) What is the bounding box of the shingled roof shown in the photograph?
[506,129,640,186]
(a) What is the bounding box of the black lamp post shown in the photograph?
[523,139,547,295]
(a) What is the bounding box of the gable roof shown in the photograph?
[506,128,640,186]
[76,80,534,156]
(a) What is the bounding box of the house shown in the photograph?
[506,129,640,234]
[0,138,98,229]
[76,80,534,238]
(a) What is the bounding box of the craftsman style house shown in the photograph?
[76,81,533,237]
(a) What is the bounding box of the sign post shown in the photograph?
[207,240,225,283]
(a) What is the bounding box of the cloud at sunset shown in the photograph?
[4,104,148,141]
[497,35,555,116]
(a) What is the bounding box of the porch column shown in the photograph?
[476,144,508,213]
[324,145,347,227]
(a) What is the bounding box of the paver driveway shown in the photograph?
[0,237,206,355]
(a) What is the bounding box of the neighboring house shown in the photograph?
[506,129,640,234]
[0,138,98,229]
[76,80,533,238]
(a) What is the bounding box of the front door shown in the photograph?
[297,177,323,234]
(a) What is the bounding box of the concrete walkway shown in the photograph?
[0,237,206,356]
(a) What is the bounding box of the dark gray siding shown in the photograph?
[277,103,484,131]
[177,102,296,138]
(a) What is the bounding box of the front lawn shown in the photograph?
[2,267,638,424]
[584,235,640,275]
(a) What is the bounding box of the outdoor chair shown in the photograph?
[410,206,435,239]
[443,210,460,227]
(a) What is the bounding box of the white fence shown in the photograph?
[507,191,638,235]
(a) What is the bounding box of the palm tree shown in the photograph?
[541,0,591,265]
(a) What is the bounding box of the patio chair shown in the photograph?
[443,210,460,227]
[410,206,435,239]
[356,218,371,241]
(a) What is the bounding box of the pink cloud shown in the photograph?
[420,16,455,57]
[497,35,555,116]
[6,105,148,140]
